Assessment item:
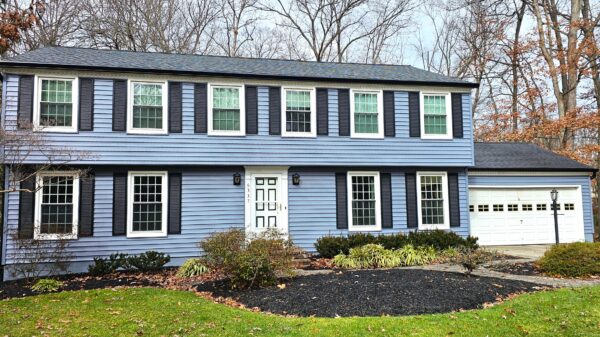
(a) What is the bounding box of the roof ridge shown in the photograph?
[35,46,414,68]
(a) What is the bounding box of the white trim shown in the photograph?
[420,92,453,140]
[347,171,382,232]
[8,68,475,93]
[126,79,169,135]
[468,171,592,177]
[350,89,384,139]
[34,171,80,240]
[126,171,168,238]
[207,83,246,136]
[244,167,289,236]
[469,185,581,189]
[416,171,450,230]
[281,86,317,138]
[33,75,79,133]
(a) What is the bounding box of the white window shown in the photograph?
[478,204,489,212]
[420,92,452,139]
[347,171,381,231]
[416,172,449,229]
[127,171,168,238]
[127,80,168,134]
[281,87,316,137]
[564,203,575,211]
[536,203,547,211]
[33,76,79,132]
[34,171,80,240]
[208,84,245,136]
[350,89,383,138]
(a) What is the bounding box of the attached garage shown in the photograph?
[469,143,596,246]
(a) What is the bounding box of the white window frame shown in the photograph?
[347,171,382,232]
[420,92,453,140]
[281,86,317,138]
[34,171,80,240]
[33,75,79,133]
[127,80,169,135]
[208,83,246,136]
[350,89,384,139]
[416,171,450,230]
[127,171,168,238]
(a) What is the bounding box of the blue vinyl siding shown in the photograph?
[2,75,474,167]
[2,168,469,279]
[468,174,594,241]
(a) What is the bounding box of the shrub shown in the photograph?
[88,253,127,276]
[123,251,171,272]
[449,248,495,275]
[332,244,436,269]
[31,278,63,293]
[538,242,600,278]
[9,233,73,281]
[199,229,297,289]
[315,230,478,258]
[176,258,210,278]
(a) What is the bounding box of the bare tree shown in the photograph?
[19,0,81,51]
[213,0,258,57]
[362,0,414,63]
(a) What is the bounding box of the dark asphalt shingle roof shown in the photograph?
[0,46,478,88]
[474,142,596,172]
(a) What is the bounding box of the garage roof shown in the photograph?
[0,46,478,88]
[474,142,596,172]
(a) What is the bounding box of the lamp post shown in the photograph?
[551,189,559,244]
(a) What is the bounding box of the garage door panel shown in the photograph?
[469,187,585,245]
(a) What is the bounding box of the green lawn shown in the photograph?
[1,286,600,337]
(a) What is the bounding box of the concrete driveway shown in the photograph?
[487,244,553,260]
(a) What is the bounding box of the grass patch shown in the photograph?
[1,286,600,336]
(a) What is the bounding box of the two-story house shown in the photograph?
[0,47,595,280]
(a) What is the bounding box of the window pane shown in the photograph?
[351,175,376,226]
[213,87,241,131]
[423,95,447,135]
[40,79,73,127]
[40,176,74,234]
[420,175,444,225]
[286,90,311,133]
[132,175,163,232]
[133,83,163,129]
[354,92,379,134]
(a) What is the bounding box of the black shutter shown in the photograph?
[383,91,396,137]
[451,93,464,138]
[17,75,34,129]
[335,173,348,229]
[112,173,127,236]
[269,86,281,135]
[448,173,460,227]
[316,88,329,136]
[79,173,95,237]
[405,173,418,228]
[79,78,94,131]
[112,79,127,131]
[408,92,420,138]
[338,89,350,136]
[245,85,258,135]
[381,173,393,228]
[169,82,182,133]
[194,83,208,133]
[168,173,182,234]
[18,174,35,239]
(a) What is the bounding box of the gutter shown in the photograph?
[0,62,481,89]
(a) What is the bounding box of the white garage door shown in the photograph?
[469,187,585,245]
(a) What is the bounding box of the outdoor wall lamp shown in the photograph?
[292,173,301,185]
[233,172,241,185]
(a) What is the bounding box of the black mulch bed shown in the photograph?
[196,269,546,317]
[0,269,174,300]
[490,262,544,277]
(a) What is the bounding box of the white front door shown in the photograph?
[245,167,288,236]
[469,187,585,245]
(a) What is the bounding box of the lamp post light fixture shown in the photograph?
[551,188,559,244]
